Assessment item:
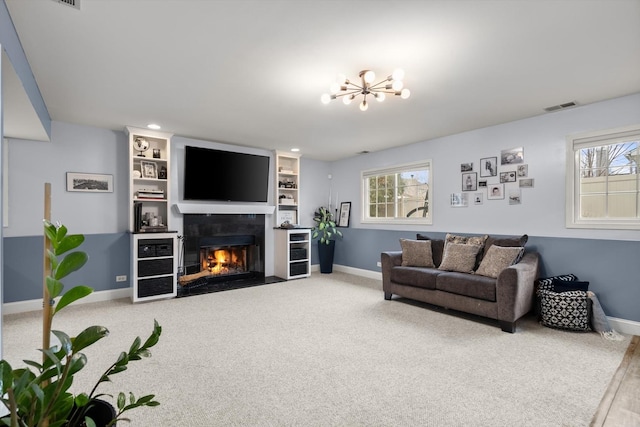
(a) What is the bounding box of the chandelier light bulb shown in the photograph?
[392,80,404,91]
[321,93,332,104]
[360,100,368,111]
[401,88,411,99]
[343,95,353,105]
[392,68,405,81]
[363,70,375,84]
[375,92,386,102]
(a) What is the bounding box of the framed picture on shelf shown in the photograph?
[277,210,297,226]
[480,157,497,177]
[66,172,113,193]
[462,172,477,191]
[338,202,351,227]
[141,161,158,179]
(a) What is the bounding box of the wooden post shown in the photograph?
[42,183,52,358]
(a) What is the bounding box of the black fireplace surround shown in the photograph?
[180,214,276,296]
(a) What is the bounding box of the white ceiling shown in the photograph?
[4,0,640,161]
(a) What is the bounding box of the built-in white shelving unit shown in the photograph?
[125,126,178,302]
[274,228,311,280]
[274,151,301,226]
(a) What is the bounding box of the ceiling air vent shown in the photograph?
[544,101,577,113]
[51,0,81,10]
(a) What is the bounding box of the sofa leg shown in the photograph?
[500,321,516,333]
[384,292,392,300]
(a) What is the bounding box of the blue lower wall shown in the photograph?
[5,229,639,324]
[328,228,640,322]
[3,233,130,303]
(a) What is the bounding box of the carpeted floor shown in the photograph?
[1,272,631,426]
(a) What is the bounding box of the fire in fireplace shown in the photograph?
[201,245,248,276]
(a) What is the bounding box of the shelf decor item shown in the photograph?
[133,136,150,157]
[141,161,157,179]
[338,202,351,227]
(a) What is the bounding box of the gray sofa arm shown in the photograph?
[496,252,540,331]
[381,251,402,299]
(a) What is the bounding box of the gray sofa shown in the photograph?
[381,234,539,333]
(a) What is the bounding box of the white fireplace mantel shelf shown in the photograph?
[174,203,275,215]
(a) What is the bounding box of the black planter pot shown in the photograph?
[317,240,336,274]
[74,399,117,427]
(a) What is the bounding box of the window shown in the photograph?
[362,160,432,224]
[566,125,640,229]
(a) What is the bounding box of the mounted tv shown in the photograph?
[183,146,270,203]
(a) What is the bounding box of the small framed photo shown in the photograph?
[517,164,528,177]
[480,157,497,177]
[519,178,534,188]
[277,210,297,226]
[509,189,522,205]
[488,184,504,200]
[478,180,487,188]
[461,162,473,172]
[462,172,477,191]
[451,193,468,207]
[501,147,524,165]
[66,172,113,193]
[500,171,517,183]
[141,161,158,179]
[152,148,161,159]
[338,202,351,227]
[473,193,483,205]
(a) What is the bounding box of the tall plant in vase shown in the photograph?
[311,207,342,273]
[0,215,161,427]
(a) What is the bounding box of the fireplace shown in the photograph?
[180,214,269,295]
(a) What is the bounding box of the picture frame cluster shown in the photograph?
[452,147,534,207]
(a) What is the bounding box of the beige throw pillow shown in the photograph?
[445,233,488,248]
[437,243,482,273]
[475,245,525,278]
[400,239,435,268]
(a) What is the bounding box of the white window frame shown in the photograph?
[361,160,432,225]
[566,124,640,229]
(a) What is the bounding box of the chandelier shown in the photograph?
[321,69,411,111]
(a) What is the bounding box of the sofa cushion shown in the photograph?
[436,271,497,302]
[438,243,482,274]
[400,238,435,268]
[482,234,528,259]
[390,266,439,290]
[416,234,445,267]
[475,245,524,278]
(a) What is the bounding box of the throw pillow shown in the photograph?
[438,243,482,274]
[552,279,589,293]
[400,239,435,268]
[445,233,488,248]
[536,274,579,293]
[475,245,525,278]
[539,289,591,332]
[482,234,528,259]
[415,234,445,267]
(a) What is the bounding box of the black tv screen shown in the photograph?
[183,146,270,202]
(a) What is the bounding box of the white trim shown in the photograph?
[608,317,640,337]
[333,264,383,280]
[175,203,275,215]
[2,288,131,315]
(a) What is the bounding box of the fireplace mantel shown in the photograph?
[174,203,275,215]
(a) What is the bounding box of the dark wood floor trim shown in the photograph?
[590,335,640,426]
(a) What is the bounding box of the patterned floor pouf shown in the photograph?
[538,289,591,331]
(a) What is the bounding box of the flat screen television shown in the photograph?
[183,146,270,202]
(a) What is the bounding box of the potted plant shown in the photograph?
[0,220,161,427]
[311,207,343,273]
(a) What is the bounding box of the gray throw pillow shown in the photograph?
[475,245,524,278]
[437,243,482,274]
[400,239,435,268]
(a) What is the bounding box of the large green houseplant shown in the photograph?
[311,207,342,273]
[0,220,161,427]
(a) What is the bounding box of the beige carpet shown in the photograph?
[2,272,631,426]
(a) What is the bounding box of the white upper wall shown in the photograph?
[326,93,640,241]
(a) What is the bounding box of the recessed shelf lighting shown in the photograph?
[147,124,161,130]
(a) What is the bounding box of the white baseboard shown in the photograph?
[2,288,131,315]
[608,317,640,337]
